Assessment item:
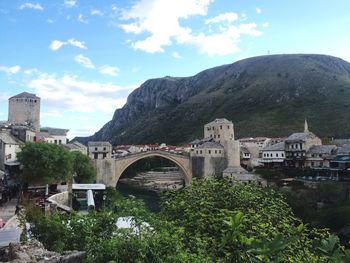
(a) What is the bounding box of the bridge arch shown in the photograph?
[111,151,192,187]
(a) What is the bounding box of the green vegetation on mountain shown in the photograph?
[78,54,350,145]
[26,179,350,262]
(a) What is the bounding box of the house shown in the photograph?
[223,166,266,186]
[240,145,261,168]
[305,145,337,168]
[284,120,322,168]
[38,127,69,145]
[88,141,112,159]
[65,141,88,155]
[239,137,271,150]
[0,130,23,171]
[260,142,286,168]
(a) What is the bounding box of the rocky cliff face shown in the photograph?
[77,54,350,145]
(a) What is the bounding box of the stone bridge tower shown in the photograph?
[203,118,240,167]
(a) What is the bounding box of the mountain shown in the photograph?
[77,54,350,145]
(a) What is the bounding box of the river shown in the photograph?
[116,183,162,212]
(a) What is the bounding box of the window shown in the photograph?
[103,153,107,159]
[282,153,284,157]
[227,125,229,129]
[218,134,220,138]
[208,150,211,154]
[214,135,216,138]
[215,150,217,154]
[200,150,202,154]
[219,150,221,154]
[59,140,62,144]
[276,153,279,157]
[220,125,222,129]
[54,140,57,144]
[196,150,198,154]
[311,162,314,166]
[263,153,266,157]
[95,147,98,151]
[103,147,106,151]
[94,153,98,159]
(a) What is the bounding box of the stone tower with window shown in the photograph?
[8,92,41,131]
[203,118,240,167]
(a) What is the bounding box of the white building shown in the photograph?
[0,130,23,171]
[38,127,69,145]
[260,142,286,168]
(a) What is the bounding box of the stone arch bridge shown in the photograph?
[93,151,192,187]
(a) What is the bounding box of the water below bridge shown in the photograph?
[116,183,162,213]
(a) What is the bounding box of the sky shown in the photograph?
[1,0,350,139]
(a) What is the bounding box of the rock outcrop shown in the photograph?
[0,240,85,263]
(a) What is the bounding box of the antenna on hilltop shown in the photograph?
[267,50,270,55]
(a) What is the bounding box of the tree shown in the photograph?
[17,142,73,185]
[70,151,96,183]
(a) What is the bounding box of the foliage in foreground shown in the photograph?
[26,178,350,262]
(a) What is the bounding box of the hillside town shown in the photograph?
[1,91,350,199]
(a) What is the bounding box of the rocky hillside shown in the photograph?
[77,54,350,145]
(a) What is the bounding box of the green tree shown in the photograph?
[71,151,96,183]
[17,142,73,185]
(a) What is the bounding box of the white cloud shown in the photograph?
[74,54,95,69]
[99,65,120,76]
[91,9,103,16]
[49,39,87,51]
[41,110,64,118]
[172,51,182,59]
[78,14,88,24]
[24,68,38,75]
[49,40,66,51]
[205,12,238,24]
[256,8,262,14]
[262,22,269,28]
[68,125,101,138]
[27,73,139,114]
[64,0,76,8]
[19,2,43,11]
[119,0,212,53]
[0,65,21,74]
[120,0,262,56]
[47,19,54,24]
[67,39,87,49]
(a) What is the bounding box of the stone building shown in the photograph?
[203,118,240,167]
[260,142,286,168]
[223,166,266,186]
[8,92,40,131]
[305,145,337,168]
[88,141,112,159]
[65,141,88,155]
[190,118,245,178]
[0,130,23,171]
[284,120,322,168]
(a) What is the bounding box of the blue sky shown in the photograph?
[1,0,350,138]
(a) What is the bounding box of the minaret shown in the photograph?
[304,119,309,133]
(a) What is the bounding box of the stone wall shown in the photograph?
[93,158,117,187]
